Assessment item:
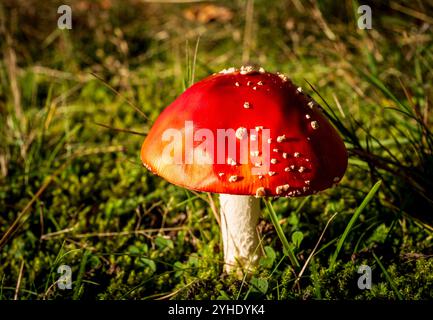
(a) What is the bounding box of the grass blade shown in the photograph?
[330,180,382,267]
[72,250,91,300]
[263,199,300,268]
[372,252,403,300]
[358,70,409,113]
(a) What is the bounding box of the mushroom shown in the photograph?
[141,66,347,274]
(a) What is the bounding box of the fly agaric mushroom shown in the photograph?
[141,66,347,274]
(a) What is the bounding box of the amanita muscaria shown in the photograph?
[141,66,347,274]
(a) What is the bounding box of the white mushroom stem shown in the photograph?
[219,194,261,274]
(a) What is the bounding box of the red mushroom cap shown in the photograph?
[141,66,348,197]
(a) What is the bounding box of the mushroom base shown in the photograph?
[219,194,262,275]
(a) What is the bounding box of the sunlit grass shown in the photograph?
[1,0,433,300]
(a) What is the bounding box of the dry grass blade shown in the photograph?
[2,31,23,120]
[39,203,45,240]
[242,0,254,64]
[40,227,77,240]
[0,166,63,250]
[0,143,129,249]
[94,122,147,136]
[310,0,336,41]
[32,66,93,82]
[290,0,305,12]
[40,226,187,240]
[293,212,338,289]
[332,93,346,119]
[206,193,221,227]
[14,260,25,300]
[154,280,197,300]
[68,145,126,159]
[90,72,150,121]
[0,153,8,177]
[390,2,433,24]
